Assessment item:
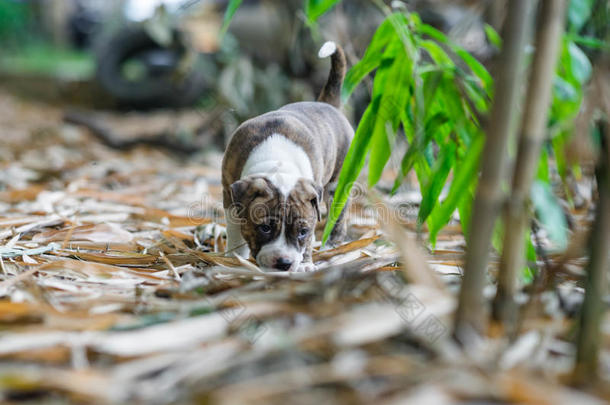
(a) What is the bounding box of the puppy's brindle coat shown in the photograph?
[222,42,353,272]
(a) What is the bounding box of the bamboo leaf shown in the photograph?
[553,75,579,102]
[453,48,493,92]
[420,23,492,91]
[567,0,594,32]
[368,46,414,187]
[537,147,550,183]
[220,0,243,36]
[525,231,537,284]
[457,185,474,238]
[567,42,592,84]
[422,70,445,111]
[391,112,448,193]
[305,0,341,23]
[427,134,484,243]
[420,40,454,67]
[417,141,456,228]
[567,34,610,51]
[552,131,569,182]
[461,76,490,113]
[342,17,398,101]
[531,180,568,251]
[322,98,380,244]
[484,23,502,48]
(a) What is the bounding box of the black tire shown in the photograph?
[95,25,208,109]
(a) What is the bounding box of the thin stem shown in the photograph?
[454,0,535,343]
[493,0,567,331]
[573,121,610,385]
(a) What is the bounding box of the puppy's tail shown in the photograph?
[317,41,346,108]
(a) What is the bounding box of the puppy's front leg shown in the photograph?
[224,208,250,258]
[296,235,316,272]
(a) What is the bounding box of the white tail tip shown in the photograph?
[318,41,337,58]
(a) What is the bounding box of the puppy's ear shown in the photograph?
[229,177,273,214]
[229,179,249,206]
[293,179,323,221]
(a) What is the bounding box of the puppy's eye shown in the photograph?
[257,224,272,234]
[298,228,309,239]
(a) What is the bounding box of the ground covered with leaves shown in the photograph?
[0,91,608,404]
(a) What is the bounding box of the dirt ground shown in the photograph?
[0,90,608,404]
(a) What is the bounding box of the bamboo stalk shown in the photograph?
[453,0,535,343]
[492,0,567,329]
[572,121,610,385]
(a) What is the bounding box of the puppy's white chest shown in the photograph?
[241,134,313,195]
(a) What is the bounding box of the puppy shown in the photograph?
[221,41,354,272]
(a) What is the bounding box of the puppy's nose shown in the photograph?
[274,257,293,271]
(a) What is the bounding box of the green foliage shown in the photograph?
[220,0,244,37]
[531,180,569,251]
[567,33,610,51]
[305,0,341,24]
[484,23,502,48]
[567,0,595,33]
[323,11,492,244]
[0,1,29,46]
[0,45,94,78]
[324,5,598,251]
[549,30,594,196]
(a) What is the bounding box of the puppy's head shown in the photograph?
[229,176,321,271]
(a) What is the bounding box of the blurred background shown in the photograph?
[0,0,493,157]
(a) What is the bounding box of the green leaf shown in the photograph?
[484,23,502,48]
[413,155,432,196]
[568,0,594,32]
[305,0,341,23]
[420,40,454,68]
[553,75,579,102]
[567,42,592,84]
[491,217,504,254]
[524,222,538,284]
[531,180,568,251]
[368,43,413,187]
[567,34,610,51]
[461,76,490,113]
[391,112,449,193]
[523,266,535,284]
[419,23,448,43]
[526,230,537,263]
[427,133,484,243]
[537,147,550,183]
[220,0,243,36]
[453,47,493,92]
[322,98,380,244]
[420,23,492,92]
[551,131,569,182]
[342,14,407,101]
[417,141,456,227]
[422,70,445,111]
[457,185,474,238]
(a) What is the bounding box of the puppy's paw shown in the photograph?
[294,262,317,273]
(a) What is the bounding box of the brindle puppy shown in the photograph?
[222,42,353,272]
[227,177,321,270]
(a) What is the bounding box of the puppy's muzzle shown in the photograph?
[274,257,293,271]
